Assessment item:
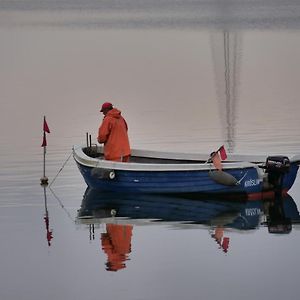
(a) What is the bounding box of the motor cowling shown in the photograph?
[265,156,290,191]
[265,156,290,174]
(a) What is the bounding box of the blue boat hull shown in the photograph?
[76,162,265,195]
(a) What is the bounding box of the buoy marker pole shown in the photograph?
[40,116,50,186]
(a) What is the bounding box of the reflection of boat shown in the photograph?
[73,145,299,197]
[77,189,300,270]
[77,188,300,232]
[77,188,244,226]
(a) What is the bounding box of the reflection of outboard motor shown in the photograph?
[267,198,292,234]
[265,156,290,192]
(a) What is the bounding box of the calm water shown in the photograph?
[1,1,300,299]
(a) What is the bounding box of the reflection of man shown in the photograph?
[97,102,131,162]
[101,224,133,271]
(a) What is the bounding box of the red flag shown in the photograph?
[41,132,47,147]
[219,145,227,160]
[43,117,50,133]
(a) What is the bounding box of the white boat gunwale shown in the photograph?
[73,145,272,172]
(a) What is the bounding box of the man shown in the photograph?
[97,102,131,162]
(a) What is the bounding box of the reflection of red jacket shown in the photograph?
[101,224,133,272]
[97,108,131,161]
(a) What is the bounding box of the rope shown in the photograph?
[48,186,75,222]
[48,151,73,187]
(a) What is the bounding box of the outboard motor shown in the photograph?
[265,156,290,192]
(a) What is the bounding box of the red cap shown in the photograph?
[100,102,113,112]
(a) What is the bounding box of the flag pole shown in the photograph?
[43,132,47,177]
[41,116,49,186]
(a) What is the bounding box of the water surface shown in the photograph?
[1,1,300,300]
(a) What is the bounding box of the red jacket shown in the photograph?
[98,108,131,161]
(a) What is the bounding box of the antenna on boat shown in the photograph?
[86,132,94,156]
[86,132,92,147]
[40,116,50,186]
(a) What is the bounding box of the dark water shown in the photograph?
[1,1,300,299]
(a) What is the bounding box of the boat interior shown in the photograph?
[83,146,206,164]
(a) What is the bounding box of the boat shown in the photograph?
[73,144,300,198]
